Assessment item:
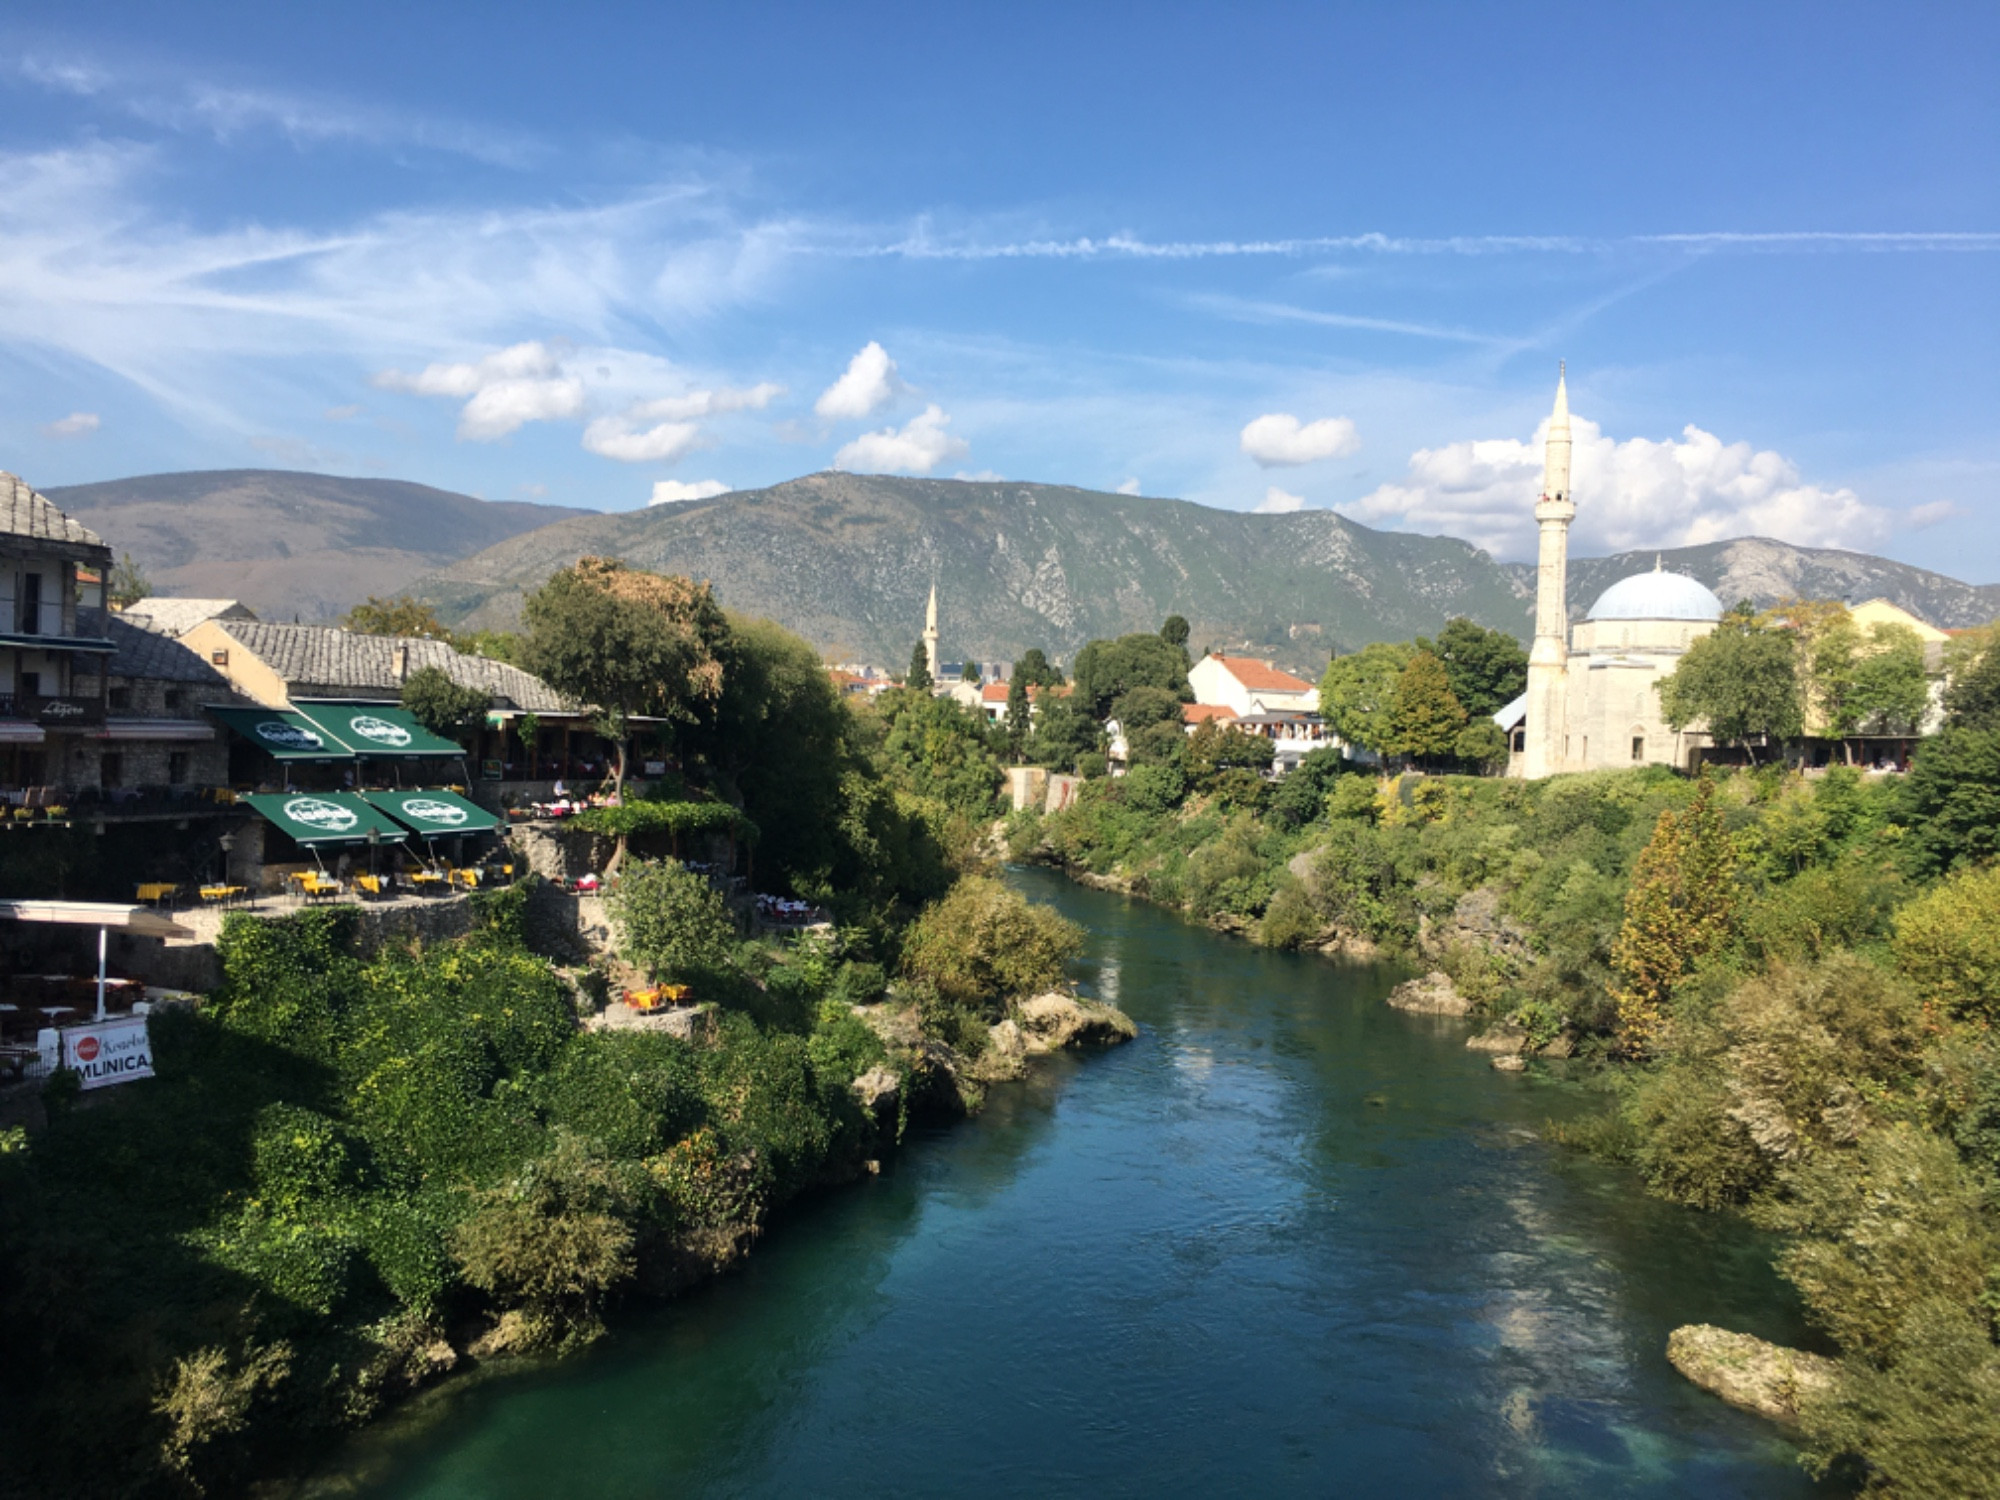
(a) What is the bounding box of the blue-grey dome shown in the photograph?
[1586,570,1724,623]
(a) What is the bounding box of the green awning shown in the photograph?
[295,704,465,758]
[241,791,408,846]
[209,707,353,761]
[363,787,501,838]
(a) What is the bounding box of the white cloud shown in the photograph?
[815,341,900,420]
[1905,500,1963,531]
[954,469,1006,482]
[626,382,783,423]
[376,341,584,440]
[1347,412,1896,558]
[1116,477,1142,495]
[1240,412,1361,467]
[583,417,701,463]
[650,479,730,504]
[323,403,361,420]
[1254,486,1306,514]
[834,404,968,475]
[41,411,99,438]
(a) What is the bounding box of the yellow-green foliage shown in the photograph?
[1893,863,2000,1022]
[899,875,1084,1014]
[1609,775,1738,1053]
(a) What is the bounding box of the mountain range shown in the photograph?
[44,469,589,624]
[40,468,2000,671]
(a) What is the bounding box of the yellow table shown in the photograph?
[199,884,246,906]
[136,882,179,906]
[450,868,481,890]
[408,871,448,891]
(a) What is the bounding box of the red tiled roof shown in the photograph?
[983,681,1070,703]
[1207,654,1314,694]
[1183,703,1239,723]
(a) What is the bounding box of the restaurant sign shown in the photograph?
[61,1016,154,1090]
[21,694,105,728]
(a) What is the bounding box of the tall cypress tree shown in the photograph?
[907,640,934,693]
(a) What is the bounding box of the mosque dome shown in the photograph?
[1586,569,1725,623]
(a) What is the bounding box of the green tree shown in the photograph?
[1387,650,1467,764]
[679,614,852,892]
[1608,775,1738,1054]
[1453,719,1510,772]
[1160,614,1190,649]
[1417,617,1526,720]
[960,660,981,684]
[1003,675,1031,758]
[521,558,728,793]
[1070,634,1190,718]
[1849,622,1930,738]
[1318,641,1413,755]
[1110,684,1183,732]
[875,690,1004,818]
[400,665,489,744]
[106,552,153,609]
[1184,721,1274,791]
[1942,624,2000,730]
[906,641,934,693]
[1027,695,1099,771]
[1656,616,1802,764]
[607,858,737,981]
[1013,648,1064,688]
[342,594,453,638]
[1892,863,2000,1022]
[1899,728,2000,874]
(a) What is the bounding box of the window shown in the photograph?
[100,752,123,788]
[1632,736,1646,763]
[108,686,132,711]
[210,649,229,666]
[164,689,187,710]
[168,751,189,785]
[19,671,38,697]
[19,571,41,635]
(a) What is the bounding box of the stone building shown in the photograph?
[1,472,115,794]
[1506,371,1721,778]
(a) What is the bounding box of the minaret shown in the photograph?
[1523,365,1574,779]
[923,583,941,683]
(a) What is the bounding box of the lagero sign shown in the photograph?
[283,796,359,833]
[348,715,413,748]
[62,1017,154,1090]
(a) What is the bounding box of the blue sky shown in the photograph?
[1,1,1995,574]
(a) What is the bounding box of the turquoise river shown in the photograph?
[333,867,1832,1498]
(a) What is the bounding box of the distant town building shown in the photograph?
[1188,653,1319,716]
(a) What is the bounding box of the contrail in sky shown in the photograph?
[847,229,2000,260]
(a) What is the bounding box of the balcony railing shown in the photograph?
[4,601,110,641]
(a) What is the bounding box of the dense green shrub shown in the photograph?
[608,859,739,981]
[899,876,1084,1014]
[1892,862,2000,1022]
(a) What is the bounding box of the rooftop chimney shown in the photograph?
[392,644,408,682]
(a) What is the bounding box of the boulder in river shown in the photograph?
[1465,1024,1529,1054]
[1490,1054,1527,1072]
[1386,971,1472,1017]
[851,1065,902,1115]
[1666,1324,1838,1425]
[1015,993,1139,1053]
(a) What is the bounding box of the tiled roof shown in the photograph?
[1207,654,1315,694]
[982,680,1071,704]
[1183,703,1239,723]
[0,471,106,551]
[123,598,255,635]
[214,621,576,712]
[105,615,235,686]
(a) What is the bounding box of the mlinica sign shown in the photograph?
[61,1017,155,1090]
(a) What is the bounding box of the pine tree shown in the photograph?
[1387,650,1467,765]
[1609,775,1738,1054]
[907,640,934,693]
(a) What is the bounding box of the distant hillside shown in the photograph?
[417,473,2000,667]
[414,472,1538,671]
[45,470,594,624]
[1511,538,2000,629]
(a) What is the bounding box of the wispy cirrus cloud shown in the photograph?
[10,52,543,166]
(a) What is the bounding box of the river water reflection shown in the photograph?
[339,867,1828,1498]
